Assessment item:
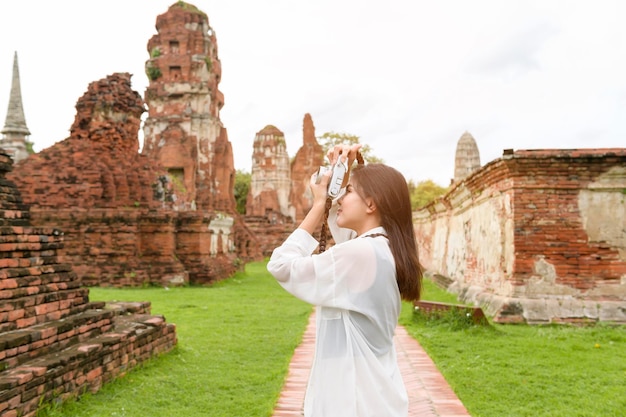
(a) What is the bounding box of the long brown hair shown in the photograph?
[352,164,422,301]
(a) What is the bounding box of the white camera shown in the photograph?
[315,159,348,198]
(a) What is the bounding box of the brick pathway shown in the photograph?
[273,312,471,417]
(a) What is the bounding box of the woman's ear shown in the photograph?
[365,198,377,214]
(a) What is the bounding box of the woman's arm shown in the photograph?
[267,233,378,306]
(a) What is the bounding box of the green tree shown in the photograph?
[234,170,250,214]
[408,179,448,210]
[317,132,384,164]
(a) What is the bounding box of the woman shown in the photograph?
[267,144,422,417]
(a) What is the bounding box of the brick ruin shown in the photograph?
[414,146,626,324]
[244,113,324,257]
[0,150,177,416]
[247,125,293,221]
[246,114,324,224]
[6,4,260,288]
[142,1,230,213]
[289,113,325,222]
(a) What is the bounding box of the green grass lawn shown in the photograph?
[37,262,626,417]
[37,262,312,417]
[401,279,626,417]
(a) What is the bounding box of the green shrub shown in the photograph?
[146,66,162,81]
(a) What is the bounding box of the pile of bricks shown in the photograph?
[0,151,177,417]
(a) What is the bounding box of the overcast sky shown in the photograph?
[1,0,624,186]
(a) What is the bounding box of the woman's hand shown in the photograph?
[309,168,332,205]
[326,143,362,188]
[297,169,332,235]
[298,144,362,236]
[326,143,363,167]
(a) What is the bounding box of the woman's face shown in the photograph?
[336,180,371,233]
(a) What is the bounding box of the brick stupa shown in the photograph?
[453,131,481,183]
[142,1,234,212]
[246,125,292,221]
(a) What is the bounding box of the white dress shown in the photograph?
[267,204,408,417]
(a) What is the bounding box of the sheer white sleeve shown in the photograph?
[267,229,378,307]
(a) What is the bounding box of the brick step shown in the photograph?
[0,287,90,333]
[0,241,63,255]
[0,226,63,238]
[0,262,72,280]
[0,309,177,417]
[0,301,152,374]
[0,304,115,373]
[0,226,64,256]
[1,267,76,288]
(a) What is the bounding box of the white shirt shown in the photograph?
[267,204,408,417]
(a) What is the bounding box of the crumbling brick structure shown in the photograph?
[247,125,293,221]
[0,150,177,416]
[414,148,626,324]
[142,1,230,212]
[7,72,258,287]
[289,113,325,223]
[140,1,259,275]
[244,114,325,257]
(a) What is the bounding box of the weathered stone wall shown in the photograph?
[0,150,177,417]
[414,148,626,324]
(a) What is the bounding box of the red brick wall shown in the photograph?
[27,208,250,287]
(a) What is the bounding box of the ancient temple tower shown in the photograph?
[289,113,324,222]
[453,131,481,182]
[246,125,294,221]
[1,51,30,163]
[141,2,234,211]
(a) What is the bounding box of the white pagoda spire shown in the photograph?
[1,51,31,163]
